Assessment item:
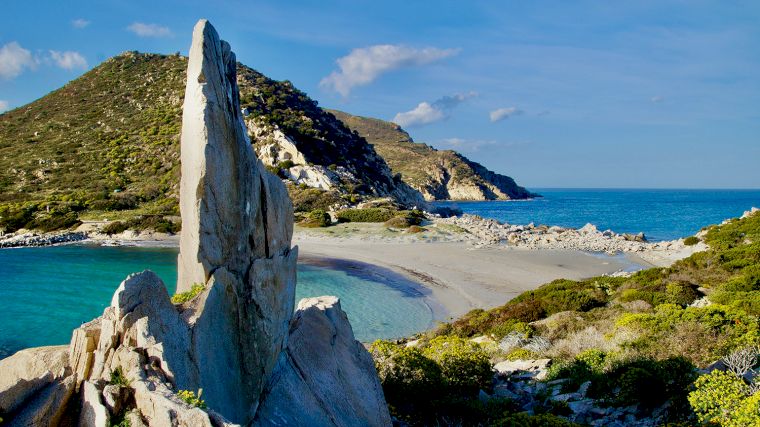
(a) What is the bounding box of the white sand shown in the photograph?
[295,234,641,321]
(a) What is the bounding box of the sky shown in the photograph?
[1,1,759,189]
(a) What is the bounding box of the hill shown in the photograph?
[0,52,423,232]
[329,110,536,201]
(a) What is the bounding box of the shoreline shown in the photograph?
[294,236,648,319]
[0,217,708,320]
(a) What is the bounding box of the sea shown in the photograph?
[0,245,433,359]
[433,188,760,241]
[1,188,758,359]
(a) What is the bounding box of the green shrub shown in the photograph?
[423,336,493,396]
[684,236,700,246]
[102,221,128,235]
[492,412,581,427]
[110,367,129,386]
[688,370,753,426]
[385,215,413,228]
[665,282,700,306]
[177,389,207,409]
[336,208,396,223]
[370,341,444,401]
[276,159,295,170]
[385,210,425,228]
[505,348,538,360]
[300,209,331,227]
[25,211,81,232]
[171,283,205,304]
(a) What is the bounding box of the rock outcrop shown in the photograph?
[255,297,392,426]
[0,19,390,427]
[329,110,536,201]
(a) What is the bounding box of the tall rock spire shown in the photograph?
[175,19,297,422]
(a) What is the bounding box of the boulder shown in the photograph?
[254,297,392,427]
[494,358,551,380]
[80,381,109,427]
[0,345,69,416]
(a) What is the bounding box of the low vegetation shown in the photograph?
[384,210,425,228]
[336,207,397,223]
[171,283,205,304]
[371,212,760,425]
[176,389,206,409]
[109,367,130,387]
[299,209,331,228]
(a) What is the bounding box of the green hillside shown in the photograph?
[329,110,536,201]
[0,52,417,232]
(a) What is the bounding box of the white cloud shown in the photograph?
[393,92,476,128]
[127,22,172,38]
[0,100,9,113]
[489,107,523,122]
[72,19,90,29]
[49,50,87,70]
[439,138,497,153]
[393,102,445,127]
[0,42,36,79]
[650,95,664,103]
[320,44,459,96]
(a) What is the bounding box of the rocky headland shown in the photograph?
[0,20,391,427]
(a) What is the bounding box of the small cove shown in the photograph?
[0,244,434,359]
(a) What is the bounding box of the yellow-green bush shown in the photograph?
[688,370,757,426]
[422,336,493,396]
[171,283,205,304]
[300,209,331,227]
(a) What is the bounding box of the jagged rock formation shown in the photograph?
[0,19,391,427]
[329,110,536,201]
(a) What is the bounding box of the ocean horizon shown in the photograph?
[433,188,760,241]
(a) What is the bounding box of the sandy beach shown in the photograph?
[295,233,644,321]
[1,219,697,323]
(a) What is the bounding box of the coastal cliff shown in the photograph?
[329,110,536,201]
[0,20,391,427]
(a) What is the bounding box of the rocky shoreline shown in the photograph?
[435,213,707,263]
[0,230,88,248]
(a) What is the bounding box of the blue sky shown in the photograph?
[1,1,759,189]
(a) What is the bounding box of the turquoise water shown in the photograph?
[0,245,433,359]
[433,189,760,241]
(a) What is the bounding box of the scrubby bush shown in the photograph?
[688,370,754,426]
[177,389,206,409]
[370,341,444,408]
[371,338,498,424]
[171,283,205,304]
[665,282,700,306]
[684,236,700,246]
[336,207,396,223]
[423,336,493,396]
[407,225,426,233]
[287,185,341,212]
[505,348,539,360]
[102,221,128,235]
[300,209,331,227]
[110,367,130,386]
